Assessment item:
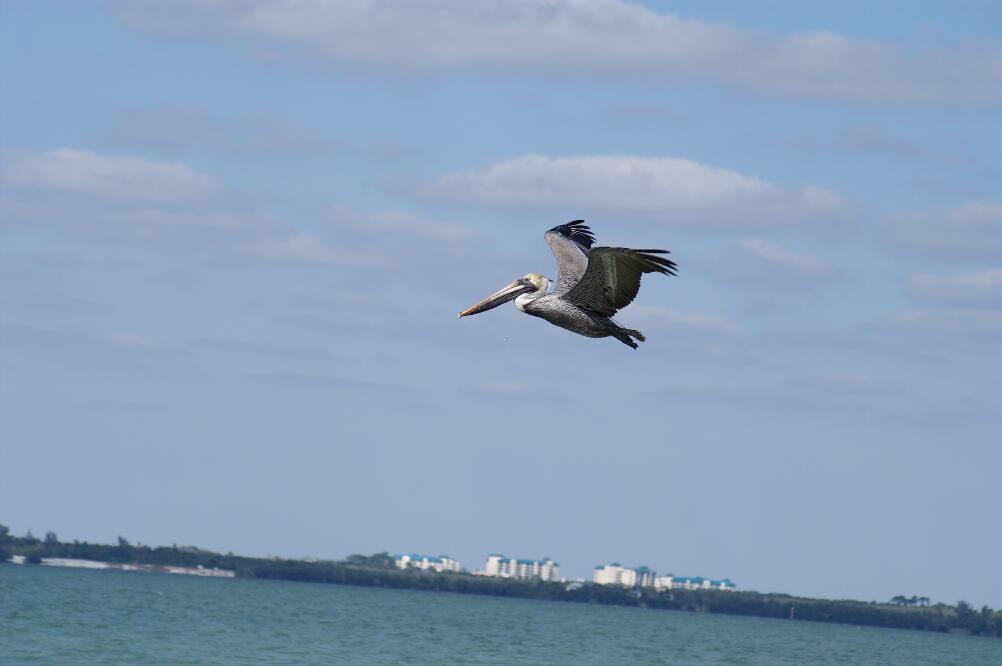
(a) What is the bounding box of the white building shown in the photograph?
[655,574,736,591]
[654,573,675,591]
[593,563,656,588]
[392,553,461,573]
[483,554,560,581]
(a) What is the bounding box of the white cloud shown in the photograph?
[878,200,1002,261]
[707,239,840,288]
[418,154,847,230]
[110,0,1002,105]
[905,268,1002,307]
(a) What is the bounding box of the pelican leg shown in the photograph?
[609,325,645,349]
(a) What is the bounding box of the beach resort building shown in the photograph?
[593,563,657,588]
[483,554,560,581]
[654,574,736,591]
[392,553,461,573]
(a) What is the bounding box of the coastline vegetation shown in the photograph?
[2,524,998,637]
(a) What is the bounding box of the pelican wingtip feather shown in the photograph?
[548,219,596,249]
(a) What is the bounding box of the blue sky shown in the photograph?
[1,1,1000,606]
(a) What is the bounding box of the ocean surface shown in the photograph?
[2,564,1000,665]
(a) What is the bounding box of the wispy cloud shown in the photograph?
[244,206,487,270]
[186,336,329,361]
[0,286,112,317]
[1,148,226,206]
[0,319,188,363]
[0,148,337,267]
[650,378,995,428]
[329,207,484,246]
[748,326,943,364]
[904,268,1002,308]
[877,200,1002,261]
[870,308,1002,341]
[790,371,903,397]
[246,370,416,397]
[603,103,688,125]
[789,124,982,170]
[0,148,263,244]
[834,125,979,168]
[707,239,841,289]
[105,107,336,156]
[311,206,497,282]
[629,305,742,340]
[414,154,846,231]
[247,233,343,266]
[110,0,1002,105]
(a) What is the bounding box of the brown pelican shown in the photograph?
[458,221,676,349]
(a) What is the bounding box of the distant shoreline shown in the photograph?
[3,532,998,638]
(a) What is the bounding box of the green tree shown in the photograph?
[345,553,395,568]
[45,531,59,545]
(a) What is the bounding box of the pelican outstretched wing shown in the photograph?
[563,247,677,317]
[544,220,595,295]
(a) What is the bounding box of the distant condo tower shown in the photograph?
[593,563,656,587]
[483,554,560,581]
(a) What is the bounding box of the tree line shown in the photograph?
[2,524,998,637]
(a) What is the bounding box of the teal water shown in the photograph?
[2,564,1000,665]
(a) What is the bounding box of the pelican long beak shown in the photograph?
[458,279,534,317]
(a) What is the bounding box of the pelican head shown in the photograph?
[458,273,549,318]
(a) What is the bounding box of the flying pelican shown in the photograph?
[458,220,676,349]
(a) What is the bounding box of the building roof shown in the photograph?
[656,573,734,586]
[393,552,452,563]
[494,556,557,566]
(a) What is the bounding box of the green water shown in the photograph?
[2,564,999,665]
